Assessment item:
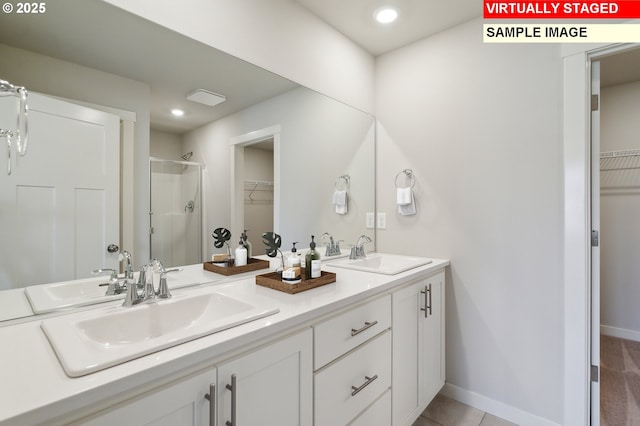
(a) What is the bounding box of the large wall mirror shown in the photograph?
[0,0,375,321]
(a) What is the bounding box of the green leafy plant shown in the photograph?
[212,227,232,256]
[262,232,285,270]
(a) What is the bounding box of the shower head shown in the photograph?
[181,152,193,161]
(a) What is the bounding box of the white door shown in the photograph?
[590,60,601,426]
[0,92,120,289]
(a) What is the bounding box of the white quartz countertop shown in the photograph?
[0,256,449,426]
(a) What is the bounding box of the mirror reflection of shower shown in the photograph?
[149,157,202,268]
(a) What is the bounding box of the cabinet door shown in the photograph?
[78,367,216,426]
[422,273,445,403]
[392,271,446,426]
[216,328,313,426]
[392,281,422,426]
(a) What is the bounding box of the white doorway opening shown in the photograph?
[230,125,281,249]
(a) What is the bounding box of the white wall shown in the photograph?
[101,0,375,115]
[600,81,640,340]
[150,130,182,160]
[183,87,374,259]
[375,18,564,425]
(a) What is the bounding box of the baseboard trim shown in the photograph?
[601,325,640,342]
[440,383,561,426]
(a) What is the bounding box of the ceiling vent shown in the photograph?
[186,89,226,107]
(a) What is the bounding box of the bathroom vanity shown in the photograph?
[0,255,448,426]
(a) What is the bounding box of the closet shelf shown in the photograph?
[244,180,274,202]
[600,150,640,172]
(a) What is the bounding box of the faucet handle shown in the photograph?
[157,267,182,299]
[122,278,142,307]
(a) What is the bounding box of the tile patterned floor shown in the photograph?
[414,395,518,426]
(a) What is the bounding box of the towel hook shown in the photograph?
[335,174,350,190]
[395,169,415,189]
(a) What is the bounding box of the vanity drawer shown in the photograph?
[349,389,391,426]
[314,330,391,426]
[313,294,391,369]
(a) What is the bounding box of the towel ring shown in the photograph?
[395,169,415,189]
[335,174,350,190]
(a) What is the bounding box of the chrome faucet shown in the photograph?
[322,232,342,257]
[350,235,372,259]
[119,250,134,280]
[122,258,181,307]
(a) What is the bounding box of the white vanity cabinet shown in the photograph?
[77,328,312,426]
[216,328,313,426]
[313,295,392,426]
[392,271,446,426]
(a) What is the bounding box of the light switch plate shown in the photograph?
[366,212,375,229]
[377,212,386,229]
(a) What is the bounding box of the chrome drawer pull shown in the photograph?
[420,284,432,318]
[351,320,378,337]
[225,374,236,426]
[351,374,378,396]
[204,384,216,426]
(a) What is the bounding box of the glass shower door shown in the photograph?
[149,159,202,268]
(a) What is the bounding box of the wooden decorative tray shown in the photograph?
[203,258,270,276]
[255,269,336,294]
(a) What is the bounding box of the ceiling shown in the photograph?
[0,1,298,134]
[1,0,637,136]
[294,0,482,56]
[294,0,640,86]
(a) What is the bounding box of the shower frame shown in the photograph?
[148,157,203,267]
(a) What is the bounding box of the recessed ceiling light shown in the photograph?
[171,108,184,117]
[375,7,398,24]
[186,89,226,107]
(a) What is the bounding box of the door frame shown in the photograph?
[229,125,281,239]
[563,42,639,425]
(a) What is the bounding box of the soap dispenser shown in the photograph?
[288,242,300,269]
[241,229,252,258]
[282,242,301,284]
[235,238,248,267]
[305,235,321,279]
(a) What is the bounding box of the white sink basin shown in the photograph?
[41,288,279,377]
[328,253,432,275]
[25,277,122,314]
[25,272,206,314]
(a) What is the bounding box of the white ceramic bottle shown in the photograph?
[235,239,248,267]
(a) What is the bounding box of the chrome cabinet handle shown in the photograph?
[351,374,378,396]
[351,320,378,337]
[420,284,432,318]
[225,374,236,426]
[204,384,216,426]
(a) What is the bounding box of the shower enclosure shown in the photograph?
[149,158,202,268]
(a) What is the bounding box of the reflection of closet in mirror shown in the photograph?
[231,125,281,251]
[243,141,275,249]
[149,158,202,268]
